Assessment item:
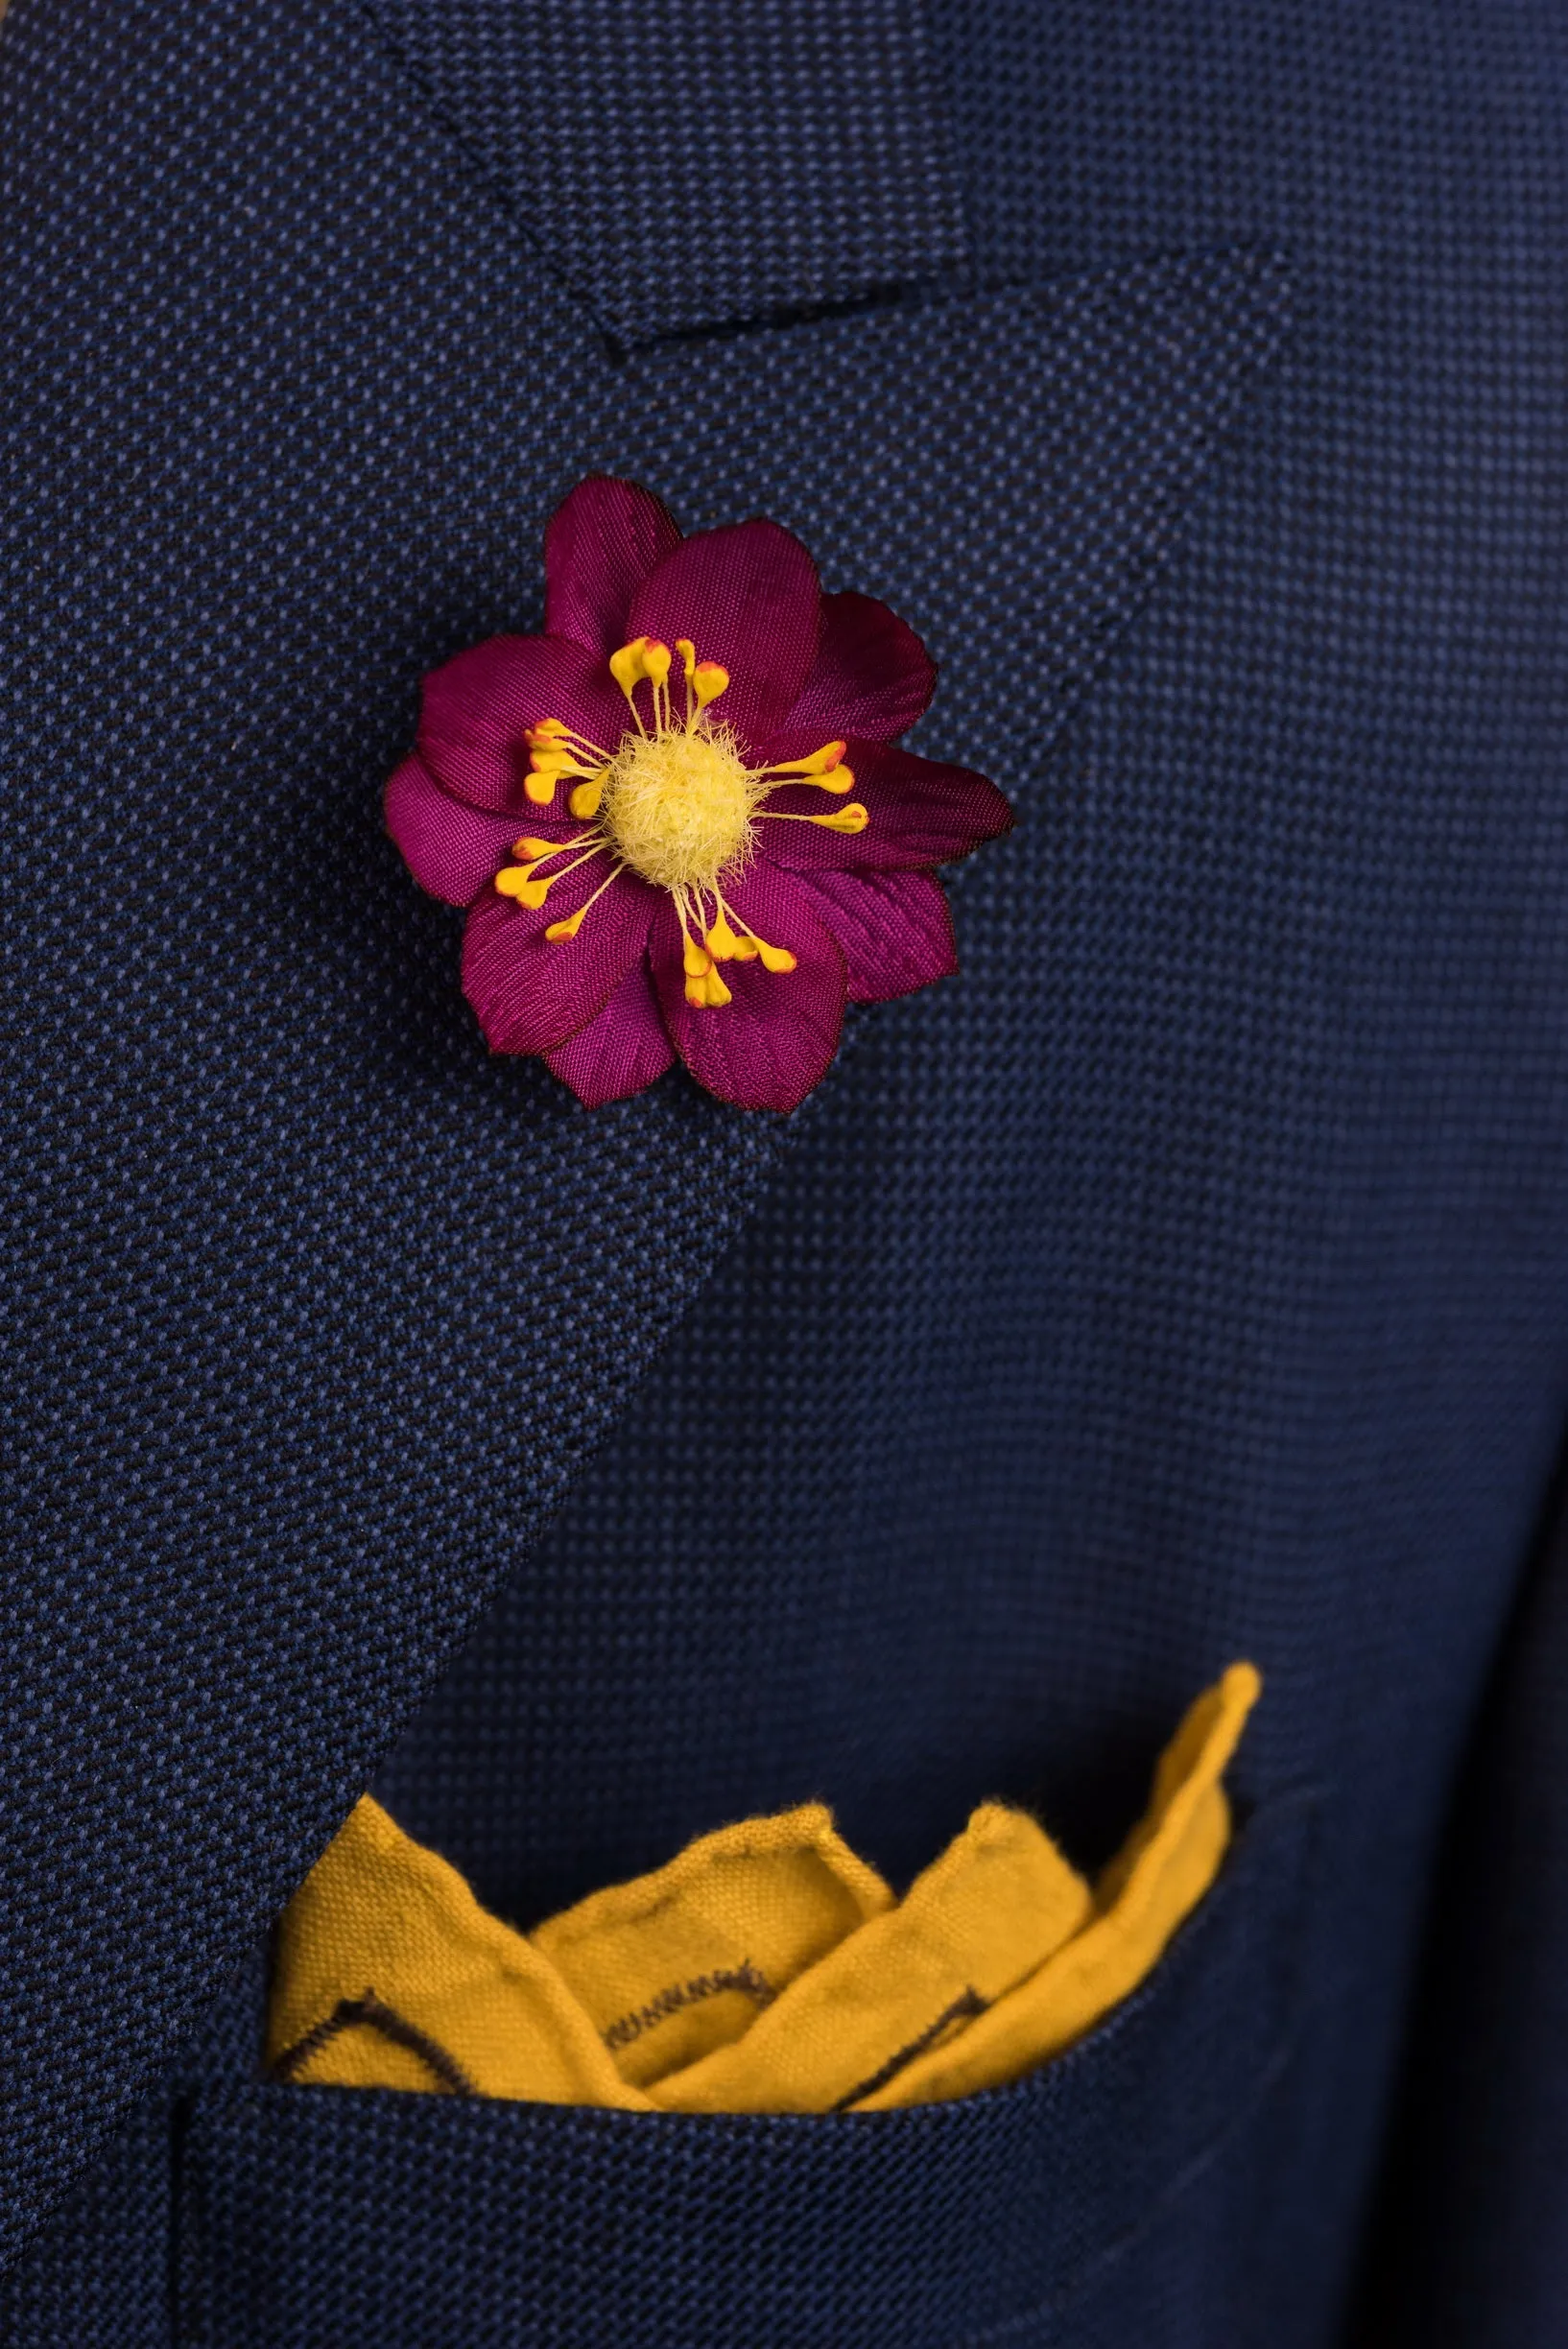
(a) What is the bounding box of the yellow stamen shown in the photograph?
[758,742,853,794]
[529,756,598,792]
[759,803,869,835]
[494,865,551,908]
[771,740,847,777]
[542,861,626,945]
[510,644,870,999]
[527,717,613,764]
[681,928,732,1008]
[776,767,852,795]
[704,913,755,962]
[703,896,796,976]
[496,837,608,910]
[608,637,651,698]
[673,639,729,718]
[528,735,605,806]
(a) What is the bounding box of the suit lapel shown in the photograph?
[0,0,1289,2261]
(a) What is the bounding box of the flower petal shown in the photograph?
[418,634,628,813]
[543,955,676,1106]
[773,590,936,745]
[543,476,683,658]
[651,864,846,1114]
[385,753,538,908]
[626,520,820,750]
[785,867,959,1003]
[461,860,659,1056]
[757,741,1014,873]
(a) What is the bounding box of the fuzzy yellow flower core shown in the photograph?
[498,636,870,1008]
[599,723,761,893]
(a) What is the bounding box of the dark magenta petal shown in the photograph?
[626,520,820,749]
[544,476,682,658]
[461,861,658,1056]
[772,590,936,746]
[384,753,537,908]
[650,863,846,1113]
[418,633,627,814]
[757,740,1014,873]
[544,954,676,1106]
[785,867,959,1003]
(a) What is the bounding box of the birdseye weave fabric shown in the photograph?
[6,0,1568,2342]
[0,0,1292,2267]
[358,0,968,346]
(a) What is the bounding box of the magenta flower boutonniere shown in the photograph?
[387,477,1012,1112]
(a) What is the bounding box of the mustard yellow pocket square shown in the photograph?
[270,1662,1259,2114]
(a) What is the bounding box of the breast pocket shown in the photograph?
[176,1791,1316,2349]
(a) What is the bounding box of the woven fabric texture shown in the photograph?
[0,0,1285,2276]
[177,1804,1314,2348]
[5,0,1568,2342]
[1357,1471,1568,2342]
[358,0,967,346]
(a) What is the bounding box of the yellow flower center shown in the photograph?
[494,635,871,1009]
[599,723,760,894]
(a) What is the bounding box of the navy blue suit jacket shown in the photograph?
[3,2,1566,2340]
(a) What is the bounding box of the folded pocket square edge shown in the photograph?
[268,1661,1260,2116]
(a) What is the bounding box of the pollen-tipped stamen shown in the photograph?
[494,865,551,908]
[494,838,608,908]
[675,896,719,1008]
[526,643,848,998]
[758,741,852,794]
[758,803,868,835]
[608,635,677,737]
[608,637,653,734]
[703,910,758,963]
[544,862,626,942]
[526,719,609,759]
[511,832,589,863]
[701,889,796,975]
[524,718,613,806]
[674,640,731,732]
